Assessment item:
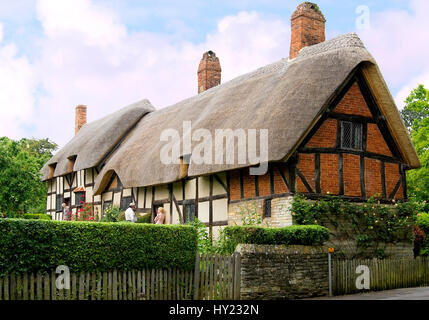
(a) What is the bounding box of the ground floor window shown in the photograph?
[264,199,272,218]
[75,192,85,206]
[121,196,133,211]
[184,201,196,223]
[56,195,63,212]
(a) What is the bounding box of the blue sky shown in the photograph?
[0,0,427,147]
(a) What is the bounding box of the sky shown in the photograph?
[0,0,428,148]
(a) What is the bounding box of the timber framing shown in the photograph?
[293,67,408,202]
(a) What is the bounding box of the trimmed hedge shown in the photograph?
[23,213,52,220]
[0,219,197,276]
[221,225,330,253]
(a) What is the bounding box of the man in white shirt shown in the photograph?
[125,203,137,222]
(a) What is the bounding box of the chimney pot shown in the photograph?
[75,105,87,134]
[197,51,221,94]
[289,2,326,60]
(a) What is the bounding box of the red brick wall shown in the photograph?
[385,163,402,199]
[258,172,271,197]
[367,123,393,157]
[242,172,255,199]
[229,170,241,201]
[306,119,337,148]
[320,154,339,195]
[343,154,361,197]
[228,165,289,200]
[273,166,289,194]
[297,154,315,193]
[334,82,372,117]
[365,158,382,198]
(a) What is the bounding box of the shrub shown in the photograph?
[217,225,330,254]
[101,205,122,222]
[417,213,429,256]
[72,203,95,222]
[187,218,214,254]
[0,219,197,276]
[136,213,151,224]
[23,213,52,220]
[118,211,126,221]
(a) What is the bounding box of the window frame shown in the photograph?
[75,192,86,207]
[340,121,363,151]
[121,196,133,211]
[183,201,196,223]
[56,195,63,213]
[264,199,272,218]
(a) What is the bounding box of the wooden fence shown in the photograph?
[194,252,241,300]
[0,253,241,301]
[333,257,429,296]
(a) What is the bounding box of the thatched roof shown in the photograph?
[40,99,154,180]
[89,33,419,194]
[41,33,419,192]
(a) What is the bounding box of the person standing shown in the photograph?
[125,203,137,222]
[62,202,71,221]
[154,207,166,224]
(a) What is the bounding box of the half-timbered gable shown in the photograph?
[296,70,407,201]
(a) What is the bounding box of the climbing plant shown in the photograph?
[291,195,421,258]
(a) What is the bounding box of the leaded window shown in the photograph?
[184,202,196,223]
[341,121,363,151]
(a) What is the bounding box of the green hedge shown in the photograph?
[0,219,197,276]
[220,225,330,253]
[23,213,52,220]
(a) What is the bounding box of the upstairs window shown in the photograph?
[340,121,363,151]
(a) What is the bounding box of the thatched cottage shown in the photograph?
[41,2,420,241]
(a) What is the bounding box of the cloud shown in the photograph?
[31,0,290,147]
[0,22,37,139]
[357,0,429,108]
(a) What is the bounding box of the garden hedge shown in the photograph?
[23,213,52,220]
[221,225,330,253]
[0,219,197,276]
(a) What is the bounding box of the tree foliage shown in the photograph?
[0,137,57,216]
[400,85,429,203]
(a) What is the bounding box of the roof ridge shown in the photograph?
[296,32,366,60]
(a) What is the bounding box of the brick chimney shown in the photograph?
[289,2,326,60]
[75,105,87,134]
[197,51,221,94]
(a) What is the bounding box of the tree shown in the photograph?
[400,85,429,203]
[0,137,58,216]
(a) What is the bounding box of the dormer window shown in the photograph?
[340,121,363,151]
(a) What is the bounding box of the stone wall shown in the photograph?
[228,196,293,227]
[236,244,328,300]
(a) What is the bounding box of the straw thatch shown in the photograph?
[88,33,419,194]
[40,33,419,193]
[40,99,154,180]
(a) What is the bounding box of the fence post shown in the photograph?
[193,253,200,300]
[328,252,332,297]
[233,252,241,300]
